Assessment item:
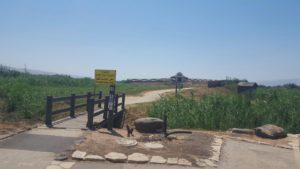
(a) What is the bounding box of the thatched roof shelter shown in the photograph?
[170,72,188,82]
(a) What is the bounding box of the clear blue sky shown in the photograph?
[0,0,299,81]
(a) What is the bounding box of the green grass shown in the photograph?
[0,67,170,121]
[147,87,300,133]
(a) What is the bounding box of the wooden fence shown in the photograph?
[45,91,125,129]
[86,93,125,129]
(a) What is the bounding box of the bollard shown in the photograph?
[45,96,53,128]
[70,94,75,118]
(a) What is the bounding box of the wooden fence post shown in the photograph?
[70,94,75,118]
[121,93,126,111]
[98,91,102,108]
[86,98,94,130]
[45,96,53,128]
[86,92,92,111]
[103,96,109,120]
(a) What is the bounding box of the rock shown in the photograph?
[212,138,223,146]
[72,151,86,160]
[167,158,178,165]
[255,124,287,139]
[59,162,75,169]
[202,159,217,167]
[178,158,192,166]
[134,117,164,133]
[150,156,166,164]
[128,153,149,164]
[212,145,221,153]
[231,128,255,135]
[54,153,68,161]
[51,161,62,165]
[116,138,138,147]
[104,152,127,163]
[209,151,220,162]
[46,165,61,169]
[85,155,105,161]
[196,160,207,167]
[143,142,164,149]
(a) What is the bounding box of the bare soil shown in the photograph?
[76,128,214,165]
[166,84,231,98]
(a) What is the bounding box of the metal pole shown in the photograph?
[164,114,167,138]
[175,80,178,95]
[107,85,115,130]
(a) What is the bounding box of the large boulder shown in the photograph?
[134,117,164,133]
[255,124,287,139]
[230,128,255,135]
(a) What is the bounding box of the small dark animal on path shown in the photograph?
[126,125,134,137]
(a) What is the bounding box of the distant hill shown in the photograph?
[0,65,83,78]
[258,78,300,86]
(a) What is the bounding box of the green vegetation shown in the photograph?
[148,85,300,133]
[0,66,170,121]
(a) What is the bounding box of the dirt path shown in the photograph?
[125,88,192,105]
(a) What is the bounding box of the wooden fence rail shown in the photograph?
[45,91,102,127]
[45,91,126,130]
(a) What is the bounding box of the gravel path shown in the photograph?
[125,88,192,105]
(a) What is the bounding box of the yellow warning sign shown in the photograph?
[95,69,116,85]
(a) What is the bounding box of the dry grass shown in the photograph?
[123,103,152,127]
[0,121,31,135]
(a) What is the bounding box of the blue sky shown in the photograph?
[0,0,299,81]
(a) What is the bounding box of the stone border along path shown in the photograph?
[226,133,300,150]
[54,136,223,168]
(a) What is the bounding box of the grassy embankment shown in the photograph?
[148,83,300,133]
[0,67,170,122]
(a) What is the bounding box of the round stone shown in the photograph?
[85,155,104,161]
[54,153,68,161]
[143,142,164,149]
[128,153,149,164]
[46,165,61,169]
[134,117,164,133]
[150,156,166,164]
[116,138,138,147]
[104,152,127,163]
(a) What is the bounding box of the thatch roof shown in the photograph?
[238,82,257,87]
[170,72,188,81]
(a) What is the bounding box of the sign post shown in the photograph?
[95,70,116,130]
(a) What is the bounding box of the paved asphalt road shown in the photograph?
[0,128,82,169]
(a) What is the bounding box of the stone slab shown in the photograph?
[104,152,127,163]
[72,151,86,160]
[167,158,178,165]
[85,155,104,161]
[128,153,149,164]
[178,158,192,166]
[150,156,166,164]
